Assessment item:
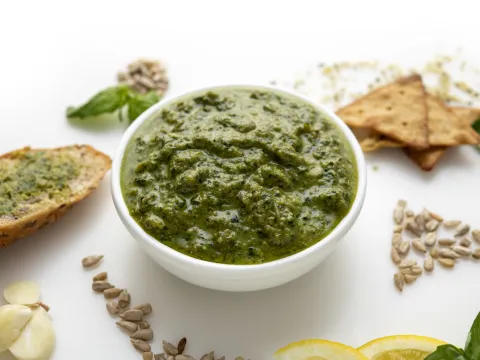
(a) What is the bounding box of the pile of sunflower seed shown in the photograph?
[82,255,246,360]
[390,200,480,292]
[117,59,169,96]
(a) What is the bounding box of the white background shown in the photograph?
[1,0,480,359]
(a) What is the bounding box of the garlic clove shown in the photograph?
[0,305,33,352]
[4,282,40,305]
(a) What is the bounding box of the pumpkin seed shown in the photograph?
[134,303,153,315]
[120,309,144,321]
[143,352,154,360]
[92,281,114,292]
[411,265,423,275]
[93,272,107,281]
[424,232,437,247]
[451,245,472,257]
[82,255,104,268]
[163,341,179,356]
[472,248,480,259]
[118,289,131,308]
[176,356,195,360]
[177,337,187,355]
[406,220,422,236]
[104,288,123,299]
[131,339,151,352]
[106,299,119,315]
[424,256,434,272]
[200,352,214,360]
[472,229,480,244]
[455,223,471,237]
[430,248,440,259]
[137,320,151,329]
[391,247,401,264]
[425,219,439,232]
[444,220,461,229]
[116,320,139,332]
[415,214,425,230]
[403,274,417,284]
[438,238,456,246]
[392,233,402,248]
[154,354,166,360]
[459,237,472,247]
[398,241,410,255]
[439,248,460,259]
[437,258,455,268]
[399,259,416,269]
[393,225,403,233]
[412,239,427,253]
[131,328,154,341]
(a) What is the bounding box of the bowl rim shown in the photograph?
[111,84,367,273]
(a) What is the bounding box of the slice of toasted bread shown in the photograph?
[0,145,112,247]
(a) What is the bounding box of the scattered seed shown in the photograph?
[459,237,472,247]
[451,246,472,256]
[429,211,443,222]
[444,220,461,229]
[393,206,404,224]
[455,224,471,237]
[439,248,461,259]
[92,281,114,292]
[82,255,104,268]
[405,210,414,218]
[154,354,166,360]
[398,241,410,255]
[391,247,401,264]
[106,300,119,315]
[120,309,144,321]
[163,341,179,356]
[437,258,455,268]
[167,356,174,360]
[200,352,214,360]
[425,219,440,232]
[104,288,123,299]
[217,357,225,360]
[93,272,107,281]
[414,214,425,230]
[131,339,151,352]
[399,259,416,269]
[406,220,422,236]
[116,320,139,332]
[424,232,437,247]
[134,303,153,315]
[412,239,427,253]
[438,238,456,246]
[137,320,151,329]
[118,289,131,308]
[177,337,187,355]
[393,225,403,233]
[411,265,423,275]
[143,352,154,360]
[472,230,480,244]
[400,267,413,275]
[403,274,417,284]
[424,256,434,272]
[392,233,402,248]
[235,357,245,360]
[430,248,440,259]
[118,306,130,315]
[397,199,407,208]
[472,249,480,259]
[131,328,154,341]
[176,356,195,360]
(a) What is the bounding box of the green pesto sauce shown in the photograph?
[121,88,357,265]
[0,151,80,217]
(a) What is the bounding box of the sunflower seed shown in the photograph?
[393,225,403,233]
[424,232,436,247]
[403,274,417,284]
[455,224,471,237]
[131,339,151,352]
[430,248,440,259]
[118,306,130,315]
[424,256,434,272]
[117,72,129,81]
[406,220,422,236]
[82,255,104,268]
[116,320,138,332]
[451,245,472,257]
[411,265,423,275]
[92,281,114,292]
[134,303,153,315]
[176,356,195,360]
[437,258,455,268]
[428,211,444,222]
[392,233,402,248]
[137,320,151,329]
[397,199,407,208]
[391,247,401,264]
[399,259,416,269]
[400,267,413,275]
[425,219,439,232]
[405,210,414,218]
[438,238,456,246]
[472,230,480,244]
[472,249,480,259]
[444,220,461,229]
[104,288,123,299]
[217,357,225,360]
[459,237,472,247]
[412,239,427,253]
[200,352,214,360]
[154,354,166,360]
[163,341,179,356]
[177,337,187,355]
[93,272,107,281]
[120,309,144,321]
[167,357,175,360]
[398,241,410,255]
[393,206,404,224]
[137,76,157,90]
[415,214,425,230]
[131,328,154,341]
[143,352,154,360]
[439,248,461,259]
[118,289,131,308]
[106,299,119,315]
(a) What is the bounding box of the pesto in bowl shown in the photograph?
[120,88,357,265]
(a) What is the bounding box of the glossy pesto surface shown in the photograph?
[121,88,357,264]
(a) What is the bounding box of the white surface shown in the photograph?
[0,0,479,359]
[111,84,367,292]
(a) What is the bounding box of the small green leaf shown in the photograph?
[127,91,160,123]
[66,85,130,119]
[466,312,480,360]
[473,118,480,134]
[425,344,471,360]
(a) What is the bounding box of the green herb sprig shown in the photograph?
[425,311,480,360]
[66,85,161,123]
[473,118,480,134]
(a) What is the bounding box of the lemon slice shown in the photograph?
[274,339,369,360]
[358,335,446,360]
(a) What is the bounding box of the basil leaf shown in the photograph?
[67,85,130,119]
[127,91,160,123]
[473,118,480,134]
[425,344,471,360]
[465,312,480,360]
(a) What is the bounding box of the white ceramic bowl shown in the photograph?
[111,84,366,292]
